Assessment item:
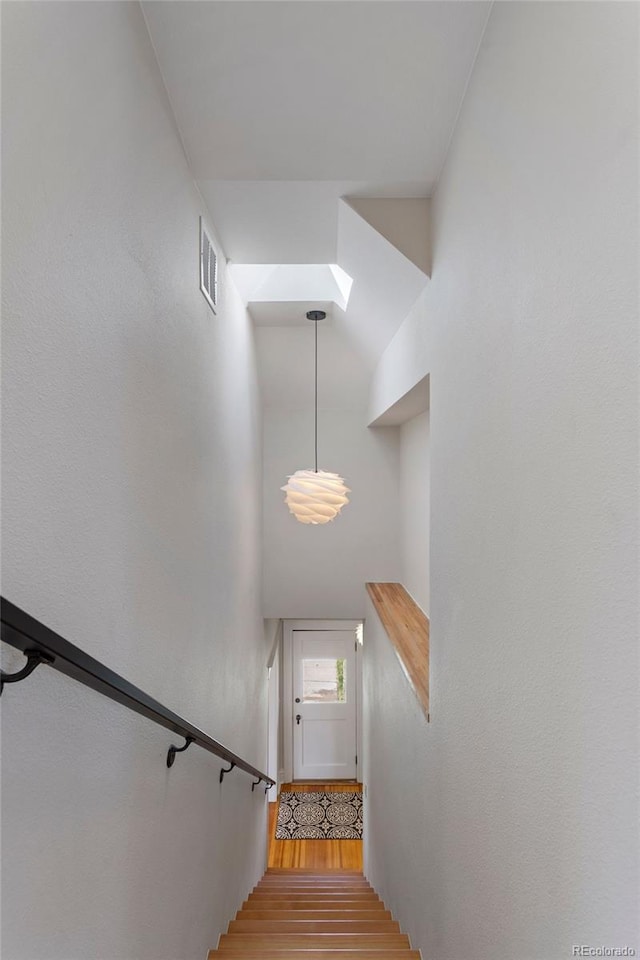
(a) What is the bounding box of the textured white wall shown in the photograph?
[364,4,638,959]
[262,408,401,619]
[368,286,431,425]
[1,4,268,958]
[400,409,430,614]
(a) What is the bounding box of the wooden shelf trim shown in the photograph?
[365,582,430,721]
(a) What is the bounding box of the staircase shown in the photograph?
[208,868,420,958]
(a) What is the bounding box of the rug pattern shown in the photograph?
[275,790,363,840]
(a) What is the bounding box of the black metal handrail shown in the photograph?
[0,598,275,789]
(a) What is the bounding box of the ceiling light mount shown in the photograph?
[306,309,326,322]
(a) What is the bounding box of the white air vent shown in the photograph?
[199,217,218,313]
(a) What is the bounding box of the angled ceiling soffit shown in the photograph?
[345,197,431,277]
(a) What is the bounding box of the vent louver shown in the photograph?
[199,217,218,313]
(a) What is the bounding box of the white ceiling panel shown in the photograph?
[144,1,490,182]
[198,179,428,264]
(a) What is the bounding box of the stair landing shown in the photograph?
[268,783,363,870]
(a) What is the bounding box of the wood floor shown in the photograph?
[267,783,363,871]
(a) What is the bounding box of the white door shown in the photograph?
[292,630,357,780]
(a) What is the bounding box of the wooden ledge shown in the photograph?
[366,583,429,721]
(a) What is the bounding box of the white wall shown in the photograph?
[1,4,268,958]
[258,325,401,619]
[364,4,638,959]
[400,408,430,614]
[368,286,431,425]
[262,408,401,618]
[265,618,282,797]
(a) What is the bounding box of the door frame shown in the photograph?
[283,619,363,783]
[266,625,281,800]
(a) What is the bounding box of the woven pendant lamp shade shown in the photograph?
[281,469,350,524]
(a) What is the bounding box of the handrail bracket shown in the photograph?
[166,735,195,768]
[219,761,235,784]
[1,649,54,696]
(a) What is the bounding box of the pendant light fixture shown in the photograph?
[281,310,350,524]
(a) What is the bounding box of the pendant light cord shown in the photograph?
[314,316,318,473]
[305,309,325,474]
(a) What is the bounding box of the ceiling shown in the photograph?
[195,179,428,265]
[143,2,490,182]
[142,1,490,374]
[143,1,489,259]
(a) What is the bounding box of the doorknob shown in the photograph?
[296,714,302,725]
[295,698,301,703]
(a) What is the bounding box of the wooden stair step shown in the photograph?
[254,887,373,893]
[255,885,373,891]
[247,890,380,903]
[254,884,373,892]
[251,885,378,891]
[236,909,392,921]
[242,900,386,910]
[228,920,401,934]
[265,867,363,877]
[210,953,420,958]
[216,933,411,948]
[256,879,372,885]
[261,876,366,881]
[260,873,369,886]
[249,890,379,896]
[249,888,379,896]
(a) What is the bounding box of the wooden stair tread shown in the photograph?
[261,873,366,878]
[228,921,401,934]
[236,910,392,921]
[249,889,379,895]
[258,877,369,882]
[261,872,366,879]
[242,900,386,910]
[251,883,375,888]
[257,878,371,884]
[253,889,375,896]
[265,867,364,877]
[255,884,373,891]
[217,934,411,946]
[211,954,419,959]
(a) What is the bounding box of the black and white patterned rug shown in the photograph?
[275,790,363,840]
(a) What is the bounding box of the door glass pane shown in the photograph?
[302,658,347,702]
